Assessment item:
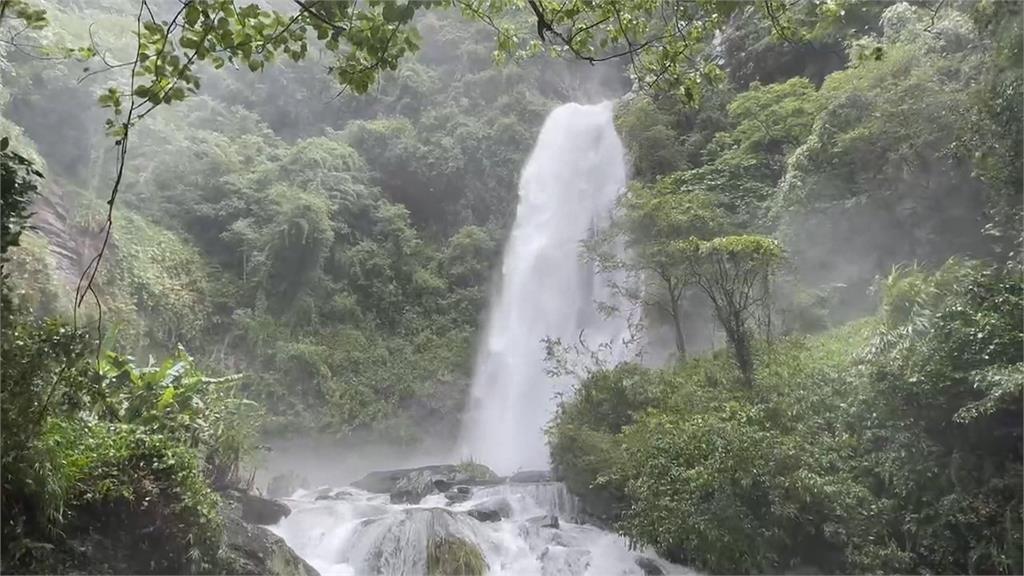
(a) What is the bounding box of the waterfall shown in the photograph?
[460,102,630,475]
[267,104,689,576]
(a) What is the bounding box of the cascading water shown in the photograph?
[268,103,688,576]
[460,102,630,474]
[271,481,688,575]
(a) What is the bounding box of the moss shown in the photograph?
[426,537,487,576]
[456,459,499,483]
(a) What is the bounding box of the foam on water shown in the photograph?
[270,483,689,576]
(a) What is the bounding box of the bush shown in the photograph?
[549,260,1022,574]
[548,364,660,523]
[854,260,1023,574]
[1,315,94,570]
[48,421,223,574]
[1,311,260,573]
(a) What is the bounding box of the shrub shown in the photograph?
[548,259,1022,574]
[49,421,223,574]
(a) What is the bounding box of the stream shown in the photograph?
[269,480,689,576]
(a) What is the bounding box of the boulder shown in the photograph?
[467,508,500,523]
[224,490,291,525]
[509,470,553,483]
[518,517,569,555]
[313,487,357,501]
[427,537,488,576]
[444,490,471,504]
[266,472,308,499]
[351,463,500,505]
[467,496,512,523]
[351,465,455,493]
[526,514,560,529]
[341,508,486,575]
[219,498,319,576]
[635,556,665,575]
[392,468,453,504]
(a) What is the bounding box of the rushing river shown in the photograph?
[270,481,688,575]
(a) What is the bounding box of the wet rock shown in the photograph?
[635,556,665,575]
[266,472,308,499]
[433,478,455,492]
[510,470,553,483]
[445,490,471,504]
[223,490,291,525]
[467,508,500,523]
[526,514,560,529]
[342,508,485,574]
[454,485,472,494]
[312,487,357,501]
[351,463,500,504]
[518,519,570,555]
[467,496,512,522]
[428,536,488,576]
[219,498,319,576]
[392,468,453,504]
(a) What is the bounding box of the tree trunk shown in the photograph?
[724,314,754,387]
[669,294,686,359]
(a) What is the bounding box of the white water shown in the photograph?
[270,482,688,576]
[460,102,630,474]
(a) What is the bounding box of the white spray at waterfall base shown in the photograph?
[460,102,630,474]
[270,482,690,576]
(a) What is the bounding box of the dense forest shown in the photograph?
[1,0,1021,574]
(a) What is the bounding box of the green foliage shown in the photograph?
[681,235,783,385]
[0,135,42,267]
[95,348,262,489]
[549,261,1022,574]
[456,458,500,483]
[549,364,659,522]
[858,259,1023,574]
[85,0,433,138]
[109,211,214,347]
[1,316,93,570]
[2,219,258,574]
[46,420,223,573]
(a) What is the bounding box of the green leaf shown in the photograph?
[157,387,177,410]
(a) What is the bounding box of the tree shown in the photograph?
[683,235,782,386]
[0,136,41,273]
[591,175,727,358]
